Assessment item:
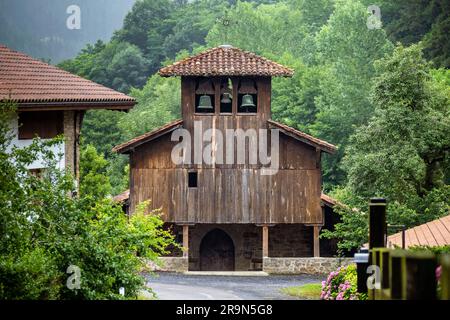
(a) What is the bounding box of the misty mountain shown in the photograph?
[0,0,136,63]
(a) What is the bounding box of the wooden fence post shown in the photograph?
[404,251,437,300]
[369,198,387,249]
[368,249,381,300]
[379,248,391,299]
[354,248,370,294]
[389,250,406,300]
[440,254,450,300]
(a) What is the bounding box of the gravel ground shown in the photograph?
[145,272,323,300]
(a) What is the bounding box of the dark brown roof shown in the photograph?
[268,120,337,154]
[387,214,450,248]
[321,193,338,207]
[113,189,130,203]
[115,190,336,208]
[113,119,183,154]
[0,44,135,110]
[159,45,294,78]
[114,118,337,155]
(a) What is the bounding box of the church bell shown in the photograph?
[197,95,214,111]
[241,94,255,108]
[221,92,232,104]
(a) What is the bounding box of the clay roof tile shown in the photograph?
[159,46,294,78]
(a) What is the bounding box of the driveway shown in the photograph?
[145,273,322,300]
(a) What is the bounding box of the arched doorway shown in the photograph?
[200,229,235,271]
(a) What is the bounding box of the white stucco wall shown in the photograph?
[7,114,65,170]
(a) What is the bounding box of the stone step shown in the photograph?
[183,271,269,277]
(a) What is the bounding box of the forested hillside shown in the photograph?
[59,0,449,252]
[0,0,136,63]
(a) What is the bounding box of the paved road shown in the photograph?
[145,273,322,300]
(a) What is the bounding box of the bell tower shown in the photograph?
[159,45,293,134]
[114,46,339,268]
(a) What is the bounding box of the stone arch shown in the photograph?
[199,228,235,271]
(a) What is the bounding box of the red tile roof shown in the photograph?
[159,45,294,77]
[112,119,183,154]
[0,44,135,109]
[387,215,450,248]
[268,120,337,154]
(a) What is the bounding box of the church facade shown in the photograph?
[113,45,338,271]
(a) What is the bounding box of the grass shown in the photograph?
[281,283,322,300]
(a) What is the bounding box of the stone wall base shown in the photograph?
[146,257,354,275]
[263,257,354,275]
[146,257,188,273]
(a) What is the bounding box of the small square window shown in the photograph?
[188,171,198,188]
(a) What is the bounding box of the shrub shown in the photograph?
[408,245,450,255]
[0,102,178,299]
[0,248,62,300]
[321,265,367,300]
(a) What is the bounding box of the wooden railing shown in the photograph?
[356,198,450,300]
[368,248,449,300]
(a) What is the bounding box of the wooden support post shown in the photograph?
[355,248,370,294]
[262,225,269,258]
[441,255,450,300]
[369,198,387,249]
[389,251,404,300]
[313,226,320,258]
[182,225,189,258]
[404,252,437,300]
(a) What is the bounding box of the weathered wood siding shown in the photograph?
[128,76,323,224]
[129,135,322,224]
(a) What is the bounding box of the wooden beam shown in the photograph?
[182,225,189,258]
[17,101,135,111]
[313,225,320,258]
[262,225,269,258]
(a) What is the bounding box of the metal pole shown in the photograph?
[402,227,406,249]
[387,224,406,249]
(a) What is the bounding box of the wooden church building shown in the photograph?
[113,45,338,271]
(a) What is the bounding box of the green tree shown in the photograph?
[114,0,175,74]
[206,1,306,58]
[309,0,393,186]
[59,41,148,93]
[374,0,450,67]
[322,45,449,252]
[81,110,124,158]
[118,74,181,140]
[271,55,326,133]
[79,145,112,201]
[0,102,177,299]
[88,41,149,93]
[344,44,449,203]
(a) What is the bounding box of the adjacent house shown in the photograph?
[0,44,135,180]
[387,215,450,249]
[113,45,339,271]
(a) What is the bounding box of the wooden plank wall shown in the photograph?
[130,135,322,224]
[129,76,323,224]
[18,111,63,139]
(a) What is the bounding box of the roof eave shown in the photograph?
[13,100,136,111]
[113,120,183,154]
[267,120,337,154]
[158,72,294,78]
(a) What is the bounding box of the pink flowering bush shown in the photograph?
[321,265,367,300]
